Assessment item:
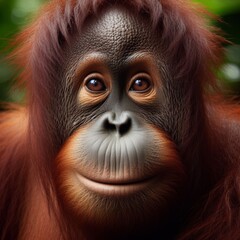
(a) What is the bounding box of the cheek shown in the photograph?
[55,124,186,228]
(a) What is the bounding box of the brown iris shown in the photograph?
[130,79,150,92]
[86,79,106,92]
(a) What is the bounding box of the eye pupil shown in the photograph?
[86,79,106,92]
[130,79,150,92]
[90,79,98,87]
[135,79,143,87]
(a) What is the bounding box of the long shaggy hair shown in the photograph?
[1,0,240,239]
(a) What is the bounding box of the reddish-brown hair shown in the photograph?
[1,0,240,239]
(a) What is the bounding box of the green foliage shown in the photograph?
[0,0,45,102]
[193,1,240,94]
[194,0,240,15]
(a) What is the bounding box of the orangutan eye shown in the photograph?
[85,79,106,92]
[129,78,151,92]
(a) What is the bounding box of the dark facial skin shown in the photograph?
[55,5,186,239]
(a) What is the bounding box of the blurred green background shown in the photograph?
[0,0,240,102]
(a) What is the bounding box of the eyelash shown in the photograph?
[83,73,152,94]
[85,78,106,92]
[129,78,151,92]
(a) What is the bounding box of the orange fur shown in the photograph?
[1,0,240,239]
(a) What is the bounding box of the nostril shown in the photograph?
[103,119,116,132]
[103,113,132,136]
[119,118,132,136]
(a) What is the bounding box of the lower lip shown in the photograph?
[76,174,155,197]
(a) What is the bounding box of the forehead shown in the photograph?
[72,5,160,61]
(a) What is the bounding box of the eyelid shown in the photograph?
[127,72,157,105]
[130,79,151,92]
[78,72,111,105]
[128,73,153,92]
[85,78,106,93]
[83,73,108,92]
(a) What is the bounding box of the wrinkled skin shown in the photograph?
[55,6,186,238]
[2,0,240,239]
